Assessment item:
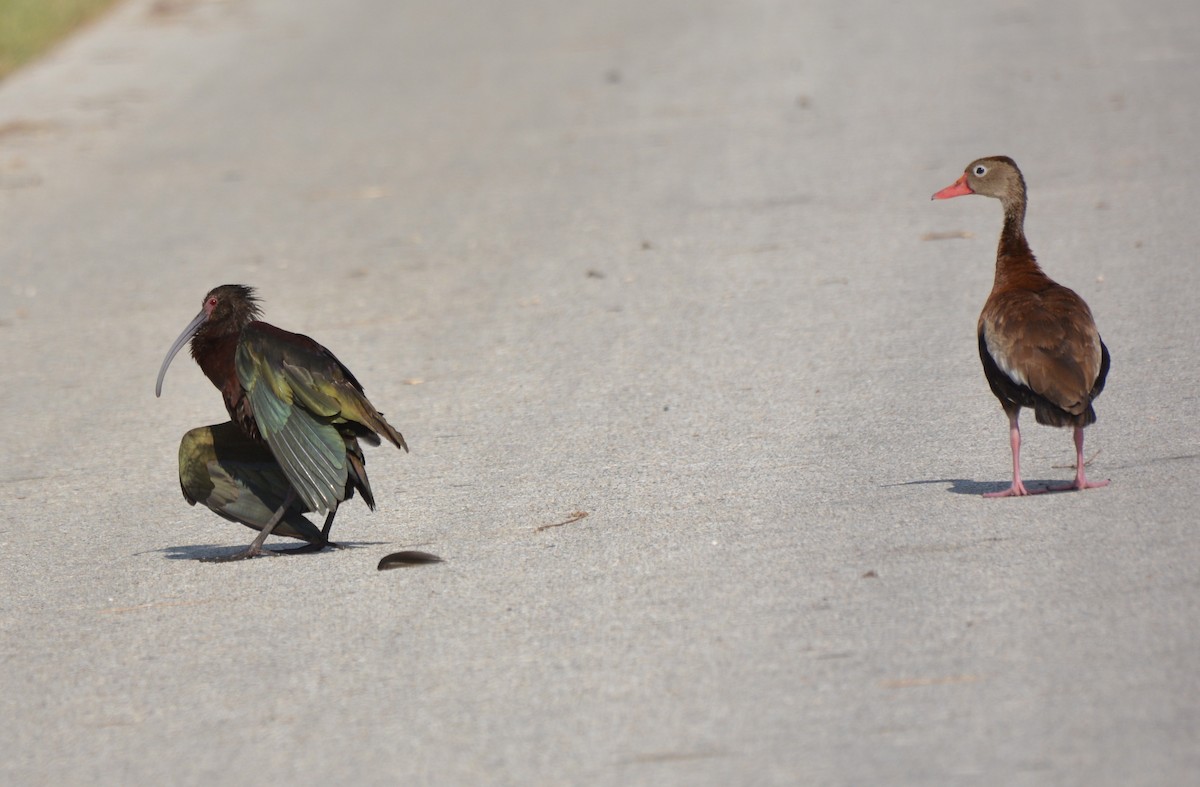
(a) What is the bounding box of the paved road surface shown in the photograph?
[1,0,1197,783]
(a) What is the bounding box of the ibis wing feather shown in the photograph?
[264,405,345,512]
[236,329,348,514]
[278,356,407,452]
[278,360,343,417]
[242,322,407,449]
[234,322,406,513]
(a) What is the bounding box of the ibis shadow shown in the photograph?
[160,541,389,561]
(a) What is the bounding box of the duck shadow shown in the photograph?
[886,478,1076,496]
[159,541,390,561]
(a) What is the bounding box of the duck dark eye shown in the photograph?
[974,165,987,176]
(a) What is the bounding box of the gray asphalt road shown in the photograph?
[1,1,1197,784]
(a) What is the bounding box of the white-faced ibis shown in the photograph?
[932,156,1110,497]
[157,285,408,559]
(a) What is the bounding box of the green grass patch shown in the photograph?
[0,0,122,80]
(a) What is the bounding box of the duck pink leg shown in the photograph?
[984,410,1035,498]
[1047,426,1110,492]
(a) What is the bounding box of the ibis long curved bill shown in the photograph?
[156,310,208,397]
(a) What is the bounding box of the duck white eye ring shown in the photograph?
[973,164,988,176]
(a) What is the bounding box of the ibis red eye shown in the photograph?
[208,298,218,307]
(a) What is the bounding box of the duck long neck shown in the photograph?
[993,194,1045,290]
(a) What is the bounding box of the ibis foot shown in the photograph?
[271,540,344,555]
[198,490,297,562]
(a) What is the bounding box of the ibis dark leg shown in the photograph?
[272,507,344,554]
[203,488,297,562]
[314,507,347,550]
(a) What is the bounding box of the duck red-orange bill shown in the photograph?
[932,173,974,200]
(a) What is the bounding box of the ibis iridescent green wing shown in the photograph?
[235,322,406,514]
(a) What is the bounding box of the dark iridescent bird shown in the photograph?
[932,156,1110,497]
[157,285,408,559]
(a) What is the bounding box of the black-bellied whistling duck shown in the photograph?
[932,156,1110,497]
